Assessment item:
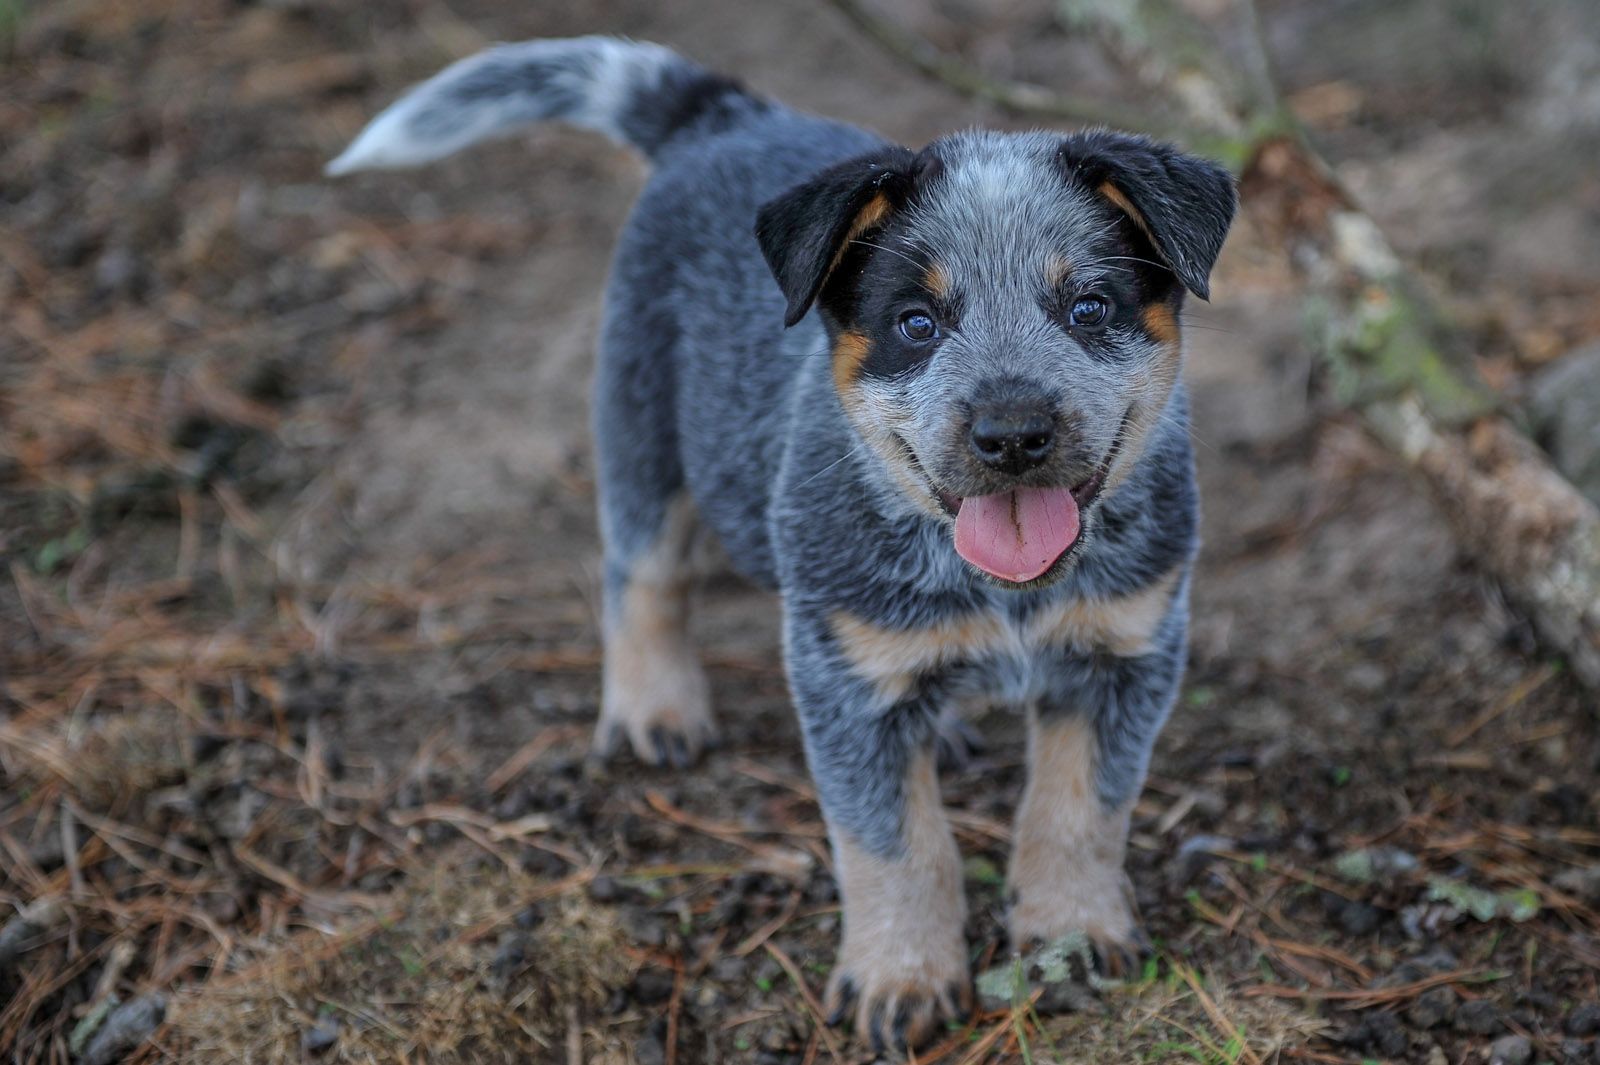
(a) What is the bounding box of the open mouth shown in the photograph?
[914,413,1128,586]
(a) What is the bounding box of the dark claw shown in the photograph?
[890,1001,911,1052]
[947,980,972,1025]
[825,977,855,1027]
[868,1003,889,1055]
[647,726,670,767]
[667,732,691,769]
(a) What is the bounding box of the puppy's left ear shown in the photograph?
[1057,131,1237,300]
[755,145,920,327]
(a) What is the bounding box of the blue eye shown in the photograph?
[1069,295,1109,327]
[899,311,938,342]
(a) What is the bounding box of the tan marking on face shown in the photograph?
[1044,253,1074,289]
[824,191,894,281]
[830,568,1180,702]
[828,750,969,1045]
[596,494,715,759]
[1008,713,1139,953]
[924,262,951,299]
[831,329,871,396]
[1141,302,1180,349]
[1097,181,1157,249]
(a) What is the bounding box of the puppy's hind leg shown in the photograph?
[590,308,715,768]
[595,492,715,767]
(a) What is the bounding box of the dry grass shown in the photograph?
[169,871,627,1063]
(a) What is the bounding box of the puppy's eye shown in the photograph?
[1069,295,1109,328]
[898,311,938,342]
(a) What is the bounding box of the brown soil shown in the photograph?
[2,2,1597,1063]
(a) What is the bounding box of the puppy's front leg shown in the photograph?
[1009,597,1187,977]
[1009,708,1142,972]
[786,611,970,1051]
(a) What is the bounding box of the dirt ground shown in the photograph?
[3,1,1599,1063]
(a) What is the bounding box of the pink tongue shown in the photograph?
[953,487,1081,583]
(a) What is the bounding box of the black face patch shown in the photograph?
[754,146,946,328]
[1040,195,1187,359]
[822,224,965,384]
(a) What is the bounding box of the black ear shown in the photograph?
[1056,131,1237,301]
[755,146,918,327]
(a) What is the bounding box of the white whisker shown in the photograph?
[849,238,924,269]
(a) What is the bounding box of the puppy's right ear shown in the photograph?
[755,146,918,327]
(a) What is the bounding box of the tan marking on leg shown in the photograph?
[830,609,1010,702]
[827,751,970,1047]
[1028,565,1181,657]
[596,494,715,764]
[1008,713,1140,969]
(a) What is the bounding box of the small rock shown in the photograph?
[634,1032,666,1065]
[1553,864,1600,905]
[588,875,621,903]
[1559,1038,1594,1063]
[760,1022,793,1051]
[631,968,675,1006]
[1425,1045,1449,1065]
[1406,987,1457,1030]
[489,930,532,988]
[1567,1002,1600,1037]
[711,956,749,982]
[1489,1034,1533,1065]
[620,909,668,948]
[1339,901,1384,936]
[82,994,167,1065]
[300,1017,339,1055]
[93,246,147,300]
[1362,1011,1408,1058]
[754,955,783,987]
[1456,998,1504,1036]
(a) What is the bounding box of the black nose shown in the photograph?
[969,410,1056,474]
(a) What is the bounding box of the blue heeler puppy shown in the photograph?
[330,36,1235,1052]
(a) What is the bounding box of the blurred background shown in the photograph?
[2,2,1598,1063]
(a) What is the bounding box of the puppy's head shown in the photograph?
[756,129,1235,587]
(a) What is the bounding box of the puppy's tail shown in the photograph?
[327,37,753,176]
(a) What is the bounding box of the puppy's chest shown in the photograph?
[829,571,1177,706]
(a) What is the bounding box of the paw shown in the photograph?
[824,951,972,1053]
[1008,878,1148,981]
[593,653,716,768]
